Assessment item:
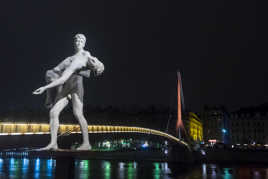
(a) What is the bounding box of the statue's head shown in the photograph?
[74,33,86,50]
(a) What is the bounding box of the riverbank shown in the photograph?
[0,149,175,163]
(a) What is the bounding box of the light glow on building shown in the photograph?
[185,112,203,142]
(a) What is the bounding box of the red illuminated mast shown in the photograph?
[176,71,185,139]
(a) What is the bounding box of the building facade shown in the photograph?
[183,112,203,142]
[201,106,230,144]
[229,112,268,144]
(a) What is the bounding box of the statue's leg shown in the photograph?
[71,93,91,150]
[45,89,54,109]
[39,97,69,150]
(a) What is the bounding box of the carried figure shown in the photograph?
[33,34,104,150]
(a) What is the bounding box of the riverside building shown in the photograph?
[183,112,203,142]
[229,112,268,145]
[201,106,230,144]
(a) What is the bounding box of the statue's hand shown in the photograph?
[33,87,46,95]
[90,59,104,76]
[95,67,104,76]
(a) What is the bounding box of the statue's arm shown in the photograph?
[33,60,81,95]
[54,57,90,78]
[43,61,80,90]
[77,70,91,78]
[53,57,70,74]
[86,51,104,75]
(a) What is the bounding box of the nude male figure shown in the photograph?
[33,34,104,150]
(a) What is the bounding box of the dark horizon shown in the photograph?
[1,101,268,116]
[0,0,262,113]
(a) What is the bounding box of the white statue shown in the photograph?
[33,34,104,150]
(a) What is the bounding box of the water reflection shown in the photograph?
[34,158,40,179]
[0,157,56,179]
[2,157,268,178]
[76,160,90,179]
[46,159,54,178]
[127,162,137,179]
[200,163,268,179]
[103,161,111,179]
[22,158,29,179]
[74,160,171,179]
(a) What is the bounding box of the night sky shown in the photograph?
[0,0,262,112]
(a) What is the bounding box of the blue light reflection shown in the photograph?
[34,158,40,179]
[22,158,29,178]
[46,159,54,177]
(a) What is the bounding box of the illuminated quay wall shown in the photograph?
[0,122,188,146]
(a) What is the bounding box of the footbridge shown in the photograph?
[0,122,194,163]
[0,122,188,147]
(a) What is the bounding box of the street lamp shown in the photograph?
[222,128,227,144]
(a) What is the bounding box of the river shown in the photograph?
[1,158,268,179]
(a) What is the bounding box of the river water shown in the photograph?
[1,158,268,179]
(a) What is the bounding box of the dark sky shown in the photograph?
[0,0,262,112]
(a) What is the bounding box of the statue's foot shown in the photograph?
[37,144,58,151]
[76,143,92,151]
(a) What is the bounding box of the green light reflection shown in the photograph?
[80,160,90,178]
[223,168,232,179]
[103,161,111,179]
[9,158,22,178]
[153,163,160,179]
[127,162,134,179]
